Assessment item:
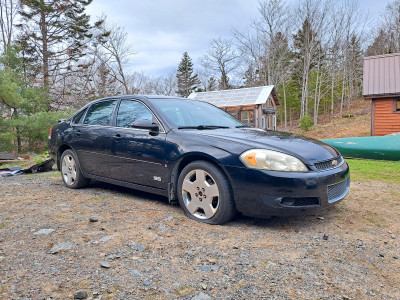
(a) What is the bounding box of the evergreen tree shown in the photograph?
[16,0,102,89]
[176,52,200,97]
[0,46,55,152]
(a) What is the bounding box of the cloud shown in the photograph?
[87,0,259,76]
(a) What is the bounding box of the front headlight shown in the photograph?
[239,149,308,172]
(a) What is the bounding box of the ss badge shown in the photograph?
[153,176,162,182]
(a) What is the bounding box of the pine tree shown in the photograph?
[0,46,52,152]
[176,52,200,97]
[17,0,102,89]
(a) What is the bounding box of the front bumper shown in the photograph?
[225,161,350,217]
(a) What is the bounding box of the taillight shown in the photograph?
[48,125,54,140]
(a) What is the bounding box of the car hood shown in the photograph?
[190,127,339,164]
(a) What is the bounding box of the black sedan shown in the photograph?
[48,95,350,224]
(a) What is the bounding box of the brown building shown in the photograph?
[363,53,400,136]
[188,86,280,130]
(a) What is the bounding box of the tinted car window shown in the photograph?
[116,100,153,128]
[83,100,116,126]
[71,108,87,124]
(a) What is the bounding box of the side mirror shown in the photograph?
[130,119,159,133]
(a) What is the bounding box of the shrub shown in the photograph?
[298,115,314,131]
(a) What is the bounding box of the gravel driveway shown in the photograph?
[0,172,399,299]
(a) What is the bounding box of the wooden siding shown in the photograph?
[373,98,400,136]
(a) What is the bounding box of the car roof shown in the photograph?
[98,94,188,101]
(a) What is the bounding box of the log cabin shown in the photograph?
[188,86,280,130]
[363,53,400,136]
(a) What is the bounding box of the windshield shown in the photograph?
[152,99,246,128]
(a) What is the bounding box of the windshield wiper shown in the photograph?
[235,125,250,128]
[178,125,229,130]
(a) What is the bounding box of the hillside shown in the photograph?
[283,99,371,140]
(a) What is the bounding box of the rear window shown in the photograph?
[83,101,116,126]
[71,108,87,124]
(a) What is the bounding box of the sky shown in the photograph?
[86,0,393,77]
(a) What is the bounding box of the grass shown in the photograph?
[0,223,6,229]
[0,160,27,169]
[347,159,400,184]
[175,285,195,296]
[0,152,52,169]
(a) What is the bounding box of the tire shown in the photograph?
[177,161,236,225]
[60,149,89,189]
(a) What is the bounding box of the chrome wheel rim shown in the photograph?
[61,154,77,186]
[182,169,220,219]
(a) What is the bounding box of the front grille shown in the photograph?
[280,197,320,207]
[327,177,350,203]
[314,156,343,171]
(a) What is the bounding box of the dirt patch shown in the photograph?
[283,99,372,139]
[0,173,399,299]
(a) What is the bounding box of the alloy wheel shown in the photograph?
[61,154,77,186]
[181,169,220,219]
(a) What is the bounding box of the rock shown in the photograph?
[49,241,74,254]
[342,296,350,300]
[129,269,143,277]
[379,253,384,258]
[192,292,211,300]
[157,225,168,231]
[34,229,55,236]
[100,261,111,268]
[323,234,329,241]
[90,216,99,222]
[201,283,207,290]
[74,290,88,299]
[391,234,396,239]
[317,216,325,220]
[57,203,69,207]
[143,281,151,286]
[207,258,217,264]
[99,235,113,243]
[198,265,219,272]
[162,216,173,221]
[107,254,120,260]
[131,243,146,252]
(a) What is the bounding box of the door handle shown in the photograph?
[113,134,122,140]
[76,130,82,136]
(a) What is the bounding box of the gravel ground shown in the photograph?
[0,172,399,299]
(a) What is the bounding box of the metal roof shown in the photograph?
[363,53,400,98]
[188,86,280,107]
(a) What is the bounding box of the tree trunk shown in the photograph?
[313,59,320,125]
[340,67,346,117]
[331,69,335,118]
[283,79,287,131]
[40,0,49,87]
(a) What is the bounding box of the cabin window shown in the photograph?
[395,99,400,113]
[241,111,250,124]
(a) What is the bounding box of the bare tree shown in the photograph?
[0,0,17,51]
[97,21,135,94]
[382,0,400,53]
[200,37,240,90]
[233,0,290,86]
[293,0,331,118]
